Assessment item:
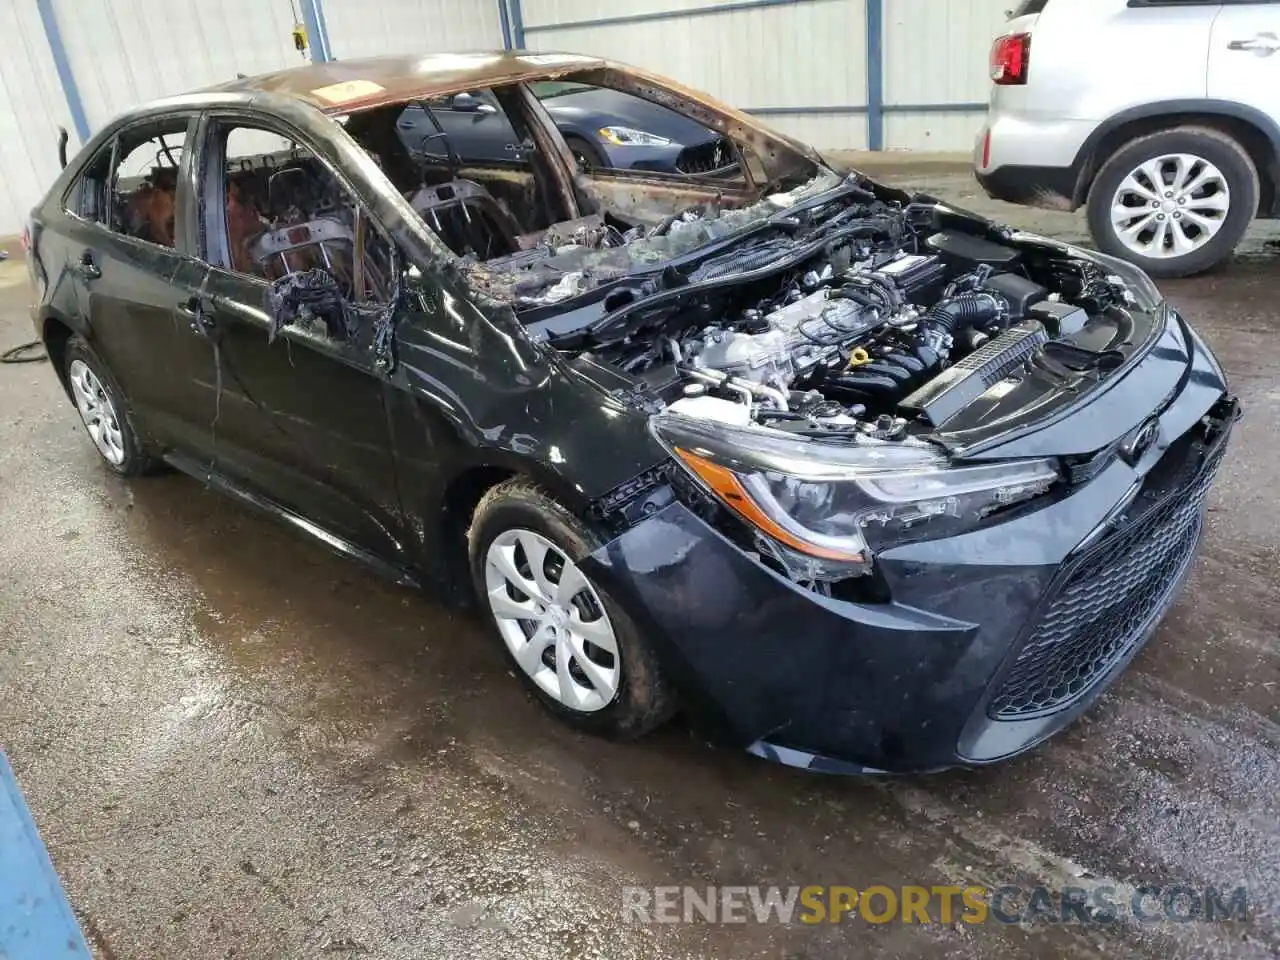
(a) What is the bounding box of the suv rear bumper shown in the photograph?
[975,163,1081,211]
[974,111,1097,211]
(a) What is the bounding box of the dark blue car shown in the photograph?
[395,81,737,175]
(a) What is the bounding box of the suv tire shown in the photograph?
[468,477,675,740]
[1086,126,1258,279]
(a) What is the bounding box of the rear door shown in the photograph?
[1208,2,1280,124]
[192,116,409,564]
[60,115,218,458]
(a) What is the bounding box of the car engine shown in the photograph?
[534,179,1132,441]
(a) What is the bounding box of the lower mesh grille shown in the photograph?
[676,138,733,174]
[987,428,1228,721]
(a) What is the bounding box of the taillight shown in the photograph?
[20,226,30,253]
[991,33,1031,85]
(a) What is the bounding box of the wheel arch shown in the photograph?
[428,453,604,606]
[39,311,85,400]
[1073,100,1280,216]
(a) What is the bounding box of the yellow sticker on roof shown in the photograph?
[310,80,385,104]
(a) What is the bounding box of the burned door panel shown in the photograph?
[199,267,407,562]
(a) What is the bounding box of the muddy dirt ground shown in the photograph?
[1,171,1277,959]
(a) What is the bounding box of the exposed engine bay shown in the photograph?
[518,175,1142,442]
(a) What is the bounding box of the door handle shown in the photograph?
[396,119,415,130]
[1228,33,1280,56]
[176,297,216,337]
[76,251,101,280]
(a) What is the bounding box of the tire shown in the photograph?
[1086,126,1258,279]
[63,335,157,477]
[468,477,675,740]
[565,135,608,173]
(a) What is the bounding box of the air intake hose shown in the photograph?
[918,293,1004,359]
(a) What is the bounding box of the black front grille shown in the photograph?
[987,419,1230,721]
[676,138,734,175]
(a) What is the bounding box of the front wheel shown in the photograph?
[468,477,674,740]
[1086,126,1258,278]
[565,135,607,173]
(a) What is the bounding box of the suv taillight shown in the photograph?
[991,33,1031,85]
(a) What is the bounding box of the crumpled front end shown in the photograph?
[582,314,1237,772]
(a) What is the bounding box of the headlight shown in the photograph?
[598,126,671,146]
[652,413,1058,578]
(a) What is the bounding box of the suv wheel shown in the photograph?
[64,335,155,476]
[468,477,675,740]
[1086,127,1258,278]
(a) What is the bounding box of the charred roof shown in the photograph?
[208,51,608,114]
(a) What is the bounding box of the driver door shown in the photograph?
[192,116,409,565]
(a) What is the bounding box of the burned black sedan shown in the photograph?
[26,52,1236,773]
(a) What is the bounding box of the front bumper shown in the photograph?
[585,326,1236,774]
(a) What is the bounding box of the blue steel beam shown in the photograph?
[300,0,333,62]
[35,0,90,143]
[314,0,334,61]
[497,0,513,49]
[509,0,526,48]
[865,0,884,150]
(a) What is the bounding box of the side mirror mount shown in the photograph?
[451,92,496,115]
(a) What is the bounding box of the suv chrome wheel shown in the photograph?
[483,527,620,713]
[1110,153,1230,260]
[69,358,126,466]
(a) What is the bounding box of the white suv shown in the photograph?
[975,0,1280,277]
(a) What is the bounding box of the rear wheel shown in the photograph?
[1086,127,1258,278]
[468,477,674,739]
[63,335,155,476]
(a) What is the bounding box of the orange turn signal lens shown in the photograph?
[674,447,864,563]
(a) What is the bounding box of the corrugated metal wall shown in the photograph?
[521,0,871,150]
[883,0,1008,150]
[0,5,75,238]
[0,0,1009,235]
[323,0,502,59]
[519,0,1007,152]
[55,0,306,132]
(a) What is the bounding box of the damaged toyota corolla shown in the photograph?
[27,53,1238,773]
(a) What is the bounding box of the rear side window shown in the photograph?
[1010,0,1049,15]
[66,118,191,249]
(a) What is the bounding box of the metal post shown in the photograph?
[509,0,526,49]
[313,0,334,61]
[865,0,884,151]
[35,0,90,143]
[497,0,513,49]
[300,0,333,63]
